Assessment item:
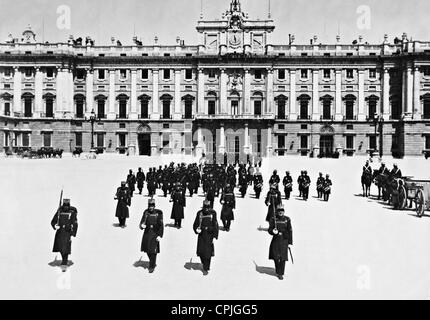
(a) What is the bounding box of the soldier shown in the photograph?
[147,168,158,197]
[193,200,219,276]
[378,162,390,175]
[297,171,304,197]
[282,171,293,200]
[126,169,136,197]
[316,172,325,198]
[136,167,145,195]
[268,204,293,280]
[301,171,311,201]
[220,184,236,232]
[247,164,254,186]
[51,199,78,272]
[139,199,164,273]
[205,172,216,208]
[253,168,263,199]
[238,167,248,198]
[269,170,280,190]
[390,163,402,179]
[170,182,186,229]
[323,174,332,202]
[363,160,373,175]
[265,184,282,222]
[115,181,131,228]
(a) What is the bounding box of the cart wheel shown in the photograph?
[415,189,425,218]
[398,185,407,210]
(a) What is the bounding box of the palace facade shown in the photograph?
[2,0,430,162]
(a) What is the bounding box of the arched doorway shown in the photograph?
[319,125,335,158]
[137,124,151,156]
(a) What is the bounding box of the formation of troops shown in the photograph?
[52,161,333,280]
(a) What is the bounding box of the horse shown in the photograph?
[361,171,373,197]
[373,171,389,201]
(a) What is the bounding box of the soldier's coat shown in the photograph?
[171,188,186,220]
[265,190,282,222]
[140,209,164,254]
[193,209,219,259]
[220,192,235,221]
[268,215,293,261]
[51,205,78,255]
[115,187,131,218]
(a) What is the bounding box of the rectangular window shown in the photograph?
[254,100,262,116]
[98,69,105,80]
[24,68,32,78]
[369,69,377,79]
[4,102,10,115]
[208,69,216,79]
[46,68,54,78]
[46,99,54,117]
[76,69,85,80]
[141,69,149,80]
[163,133,170,148]
[4,68,12,77]
[119,69,127,80]
[255,69,262,80]
[300,69,308,79]
[22,133,30,147]
[346,135,354,149]
[140,100,149,119]
[423,67,430,77]
[426,136,430,150]
[75,132,82,147]
[163,69,171,80]
[185,69,193,80]
[323,69,331,79]
[278,69,286,80]
[346,69,354,79]
[208,101,216,115]
[300,135,308,149]
[369,135,377,150]
[96,133,104,148]
[43,133,52,147]
[118,134,126,147]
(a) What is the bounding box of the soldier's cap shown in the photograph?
[63,199,70,205]
[276,204,285,211]
[121,181,126,186]
[286,171,290,174]
[304,170,308,174]
[326,174,330,177]
[319,172,323,175]
[203,200,211,207]
[148,199,156,206]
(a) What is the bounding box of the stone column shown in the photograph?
[13,67,22,115]
[219,123,225,154]
[220,68,228,114]
[413,66,421,118]
[34,67,43,116]
[244,123,250,154]
[55,67,63,116]
[130,69,138,120]
[266,68,274,114]
[289,69,297,120]
[335,69,343,121]
[67,68,74,115]
[108,69,116,120]
[266,125,273,157]
[244,68,251,114]
[382,68,390,120]
[174,69,182,120]
[405,66,413,119]
[85,68,94,116]
[197,68,205,115]
[152,69,160,119]
[312,69,320,120]
[358,69,366,121]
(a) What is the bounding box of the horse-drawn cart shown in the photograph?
[399,178,430,217]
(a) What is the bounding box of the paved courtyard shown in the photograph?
[0,154,429,299]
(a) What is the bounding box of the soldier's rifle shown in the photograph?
[56,188,64,227]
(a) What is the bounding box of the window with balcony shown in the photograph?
[117,95,128,119]
[185,69,193,80]
[298,94,311,119]
[367,95,379,120]
[140,100,149,119]
[322,96,333,120]
[346,69,354,79]
[278,69,286,80]
[45,98,54,118]
[276,95,287,119]
[141,69,149,80]
[369,69,377,79]
[76,69,85,80]
[98,69,105,80]
[344,95,356,120]
[161,94,172,119]
[208,100,216,115]
[255,69,262,80]
[24,96,33,117]
[163,69,171,80]
[97,99,106,119]
[300,69,308,79]
[323,69,331,79]
[4,102,10,116]
[119,69,127,80]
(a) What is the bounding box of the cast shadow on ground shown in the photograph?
[408,213,430,218]
[184,259,204,274]
[253,261,277,278]
[112,223,122,228]
[48,257,74,268]
[257,226,269,232]
[133,257,150,270]
[165,223,178,228]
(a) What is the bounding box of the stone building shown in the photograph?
[1,0,430,161]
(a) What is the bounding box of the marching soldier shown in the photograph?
[323,174,332,202]
[297,171,304,197]
[269,170,280,190]
[268,204,293,280]
[253,168,263,199]
[205,173,216,208]
[139,199,164,273]
[220,184,236,232]
[238,168,248,198]
[282,171,293,200]
[51,199,78,272]
[147,168,158,197]
[170,182,186,229]
[301,171,311,201]
[136,167,145,195]
[265,184,282,222]
[115,181,131,228]
[193,200,219,276]
[316,172,325,198]
[126,169,136,197]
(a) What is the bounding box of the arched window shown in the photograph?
[343,94,357,120]
[160,94,173,119]
[138,94,151,119]
[320,95,334,120]
[74,94,85,118]
[297,94,311,120]
[275,94,288,119]
[207,91,217,115]
[421,93,430,119]
[116,94,129,119]
[253,92,264,116]
[366,95,380,120]
[0,93,13,116]
[22,92,34,117]
[230,91,240,116]
[94,94,107,119]
[182,94,195,119]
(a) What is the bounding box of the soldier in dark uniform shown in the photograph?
[268,204,293,280]
[147,169,158,197]
[205,173,216,208]
[269,170,280,190]
[253,168,263,199]
[51,199,78,271]
[301,171,311,201]
[238,168,248,198]
[115,181,131,228]
[139,199,164,273]
[316,172,325,198]
[220,184,236,232]
[297,171,304,197]
[282,171,293,200]
[170,182,186,229]
[265,184,282,222]
[247,164,254,186]
[390,163,402,179]
[193,200,219,276]
[136,168,145,195]
[323,174,332,202]
[126,169,136,197]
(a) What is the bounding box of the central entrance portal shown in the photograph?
[319,135,334,158]
[138,134,151,156]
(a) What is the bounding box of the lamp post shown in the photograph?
[373,114,384,159]
[89,109,96,149]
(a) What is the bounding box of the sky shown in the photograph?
[0,0,429,46]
